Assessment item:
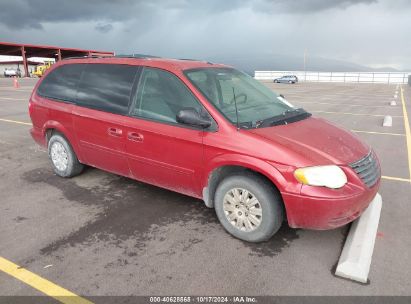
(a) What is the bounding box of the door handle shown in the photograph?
[127,132,144,142]
[107,127,123,137]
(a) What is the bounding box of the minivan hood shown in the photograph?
[248,117,369,166]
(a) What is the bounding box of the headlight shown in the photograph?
[294,165,347,189]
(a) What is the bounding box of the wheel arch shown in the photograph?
[202,155,288,209]
[42,121,83,162]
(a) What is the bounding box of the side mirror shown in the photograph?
[176,108,212,129]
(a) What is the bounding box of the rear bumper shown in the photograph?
[30,126,46,147]
[282,181,380,230]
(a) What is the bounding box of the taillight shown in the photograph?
[28,100,33,116]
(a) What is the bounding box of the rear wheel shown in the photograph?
[48,133,84,177]
[214,174,284,242]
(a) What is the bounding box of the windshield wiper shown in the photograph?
[257,108,311,128]
[236,108,311,129]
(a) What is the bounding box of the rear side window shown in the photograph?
[37,64,85,102]
[76,64,138,115]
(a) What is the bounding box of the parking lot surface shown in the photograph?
[0,78,410,298]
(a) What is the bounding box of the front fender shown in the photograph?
[204,153,293,193]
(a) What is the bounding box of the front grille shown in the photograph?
[349,151,380,188]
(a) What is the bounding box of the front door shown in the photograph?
[125,67,208,197]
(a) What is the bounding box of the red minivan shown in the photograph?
[29,56,381,242]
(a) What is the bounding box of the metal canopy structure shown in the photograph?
[0,41,114,77]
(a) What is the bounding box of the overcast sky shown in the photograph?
[1,0,410,70]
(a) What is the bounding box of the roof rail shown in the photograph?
[62,54,161,61]
[177,58,198,61]
[62,54,112,60]
[178,58,214,64]
[62,54,214,64]
[115,54,161,59]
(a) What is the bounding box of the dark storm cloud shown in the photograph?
[0,0,381,30]
[95,23,114,33]
[1,0,411,70]
[253,0,377,13]
[0,0,144,29]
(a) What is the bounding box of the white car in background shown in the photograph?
[4,68,22,77]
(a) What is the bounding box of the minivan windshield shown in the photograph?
[185,68,311,129]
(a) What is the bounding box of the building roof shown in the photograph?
[0,59,42,65]
[0,41,113,59]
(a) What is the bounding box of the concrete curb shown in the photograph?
[383,115,392,127]
[335,193,382,283]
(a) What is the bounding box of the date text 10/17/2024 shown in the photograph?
[149,296,257,303]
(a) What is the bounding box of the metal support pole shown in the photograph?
[21,46,29,78]
[57,49,62,61]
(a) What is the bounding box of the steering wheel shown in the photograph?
[228,93,247,105]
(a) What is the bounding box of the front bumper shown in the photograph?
[282,180,380,230]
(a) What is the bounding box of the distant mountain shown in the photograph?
[369,66,401,72]
[205,53,401,75]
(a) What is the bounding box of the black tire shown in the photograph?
[214,173,284,242]
[48,133,84,178]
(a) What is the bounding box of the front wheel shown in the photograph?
[214,174,284,242]
[48,133,84,177]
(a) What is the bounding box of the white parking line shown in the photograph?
[311,110,401,117]
[0,97,27,101]
[351,130,404,136]
[296,101,395,108]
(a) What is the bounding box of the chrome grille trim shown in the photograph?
[349,151,380,188]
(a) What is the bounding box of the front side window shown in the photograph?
[37,64,85,102]
[76,64,138,115]
[132,67,204,124]
[185,68,310,129]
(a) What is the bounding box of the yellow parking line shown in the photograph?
[311,110,401,117]
[351,130,405,136]
[400,86,411,180]
[0,256,93,304]
[381,175,411,183]
[0,118,32,126]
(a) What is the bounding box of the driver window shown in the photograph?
[132,67,203,124]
